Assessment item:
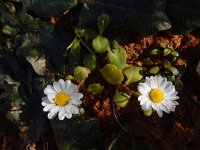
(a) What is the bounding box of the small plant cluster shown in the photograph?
[41,14,185,120]
[0,0,189,148]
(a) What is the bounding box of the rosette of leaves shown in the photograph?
[144,46,185,91]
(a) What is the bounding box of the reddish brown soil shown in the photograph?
[82,31,200,150]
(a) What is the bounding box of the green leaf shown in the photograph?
[20,34,40,49]
[144,58,153,66]
[74,66,90,83]
[107,46,127,70]
[22,0,77,17]
[87,83,104,95]
[92,35,110,54]
[149,66,160,74]
[68,38,81,60]
[142,108,152,117]
[169,67,179,75]
[83,54,97,70]
[172,57,177,62]
[163,60,171,69]
[150,49,158,55]
[97,13,110,35]
[100,64,124,85]
[171,51,179,57]
[114,92,130,107]
[174,80,183,91]
[24,48,46,75]
[163,48,171,56]
[169,76,175,82]
[65,75,74,80]
[84,29,97,42]
[3,25,18,35]
[123,66,143,85]
[75,27,85,38]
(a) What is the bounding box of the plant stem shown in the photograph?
[129,90,141,97]
[79,38,94,54]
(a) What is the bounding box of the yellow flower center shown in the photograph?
[54,92,70,106]
[149,88,164,103]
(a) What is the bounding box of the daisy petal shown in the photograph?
[70,93,83,101]
[53,81,62,92]
[68,85,78,96]
[42,101,50,106]
[58,79,65,91]
[157,109,163,117]
[63,80,71,92]
[150,76,158,88]
[58,107,66,120]
[71,105,79,114]
[140,98,147,105]
[41,97,52,106]
[66,104,79,114]
[50,106,61,113]
[47,94,56,103]
[138,95,149,102]
[71,99,82,105]
[47,111,57,119]
[44,85,56,95]
[66,113,72,119]
[138,83,150,95]
[43,104,56,112]
[144,100,151,110]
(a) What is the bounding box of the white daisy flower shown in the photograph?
[137,76,179,117]
[41,79,83,120]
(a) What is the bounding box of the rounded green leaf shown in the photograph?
[174,80,183,91]
[97,13,110,35]
[65,75,74,81]
[143,108,152,117]
[123,66,143,85]
[171,51,179,57]
[83,54,97,70]
[100,64,124,85]
[3,25,18,36]
[149,66,159,74]
[169,67,179,75]
[150,49,158,55]
[107,47,127,70]
[68,38,81,60]
[163,48,171,56]
[144,58,153,66]
[163,60,171,69]
[92,35,110,54]
[169,76,175,82]
[74,66,90,83]
[84,29,97,42]
[172,57,177,62]
[75,27,85,38]
[87,83,104,95]
[114,92,130,107]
